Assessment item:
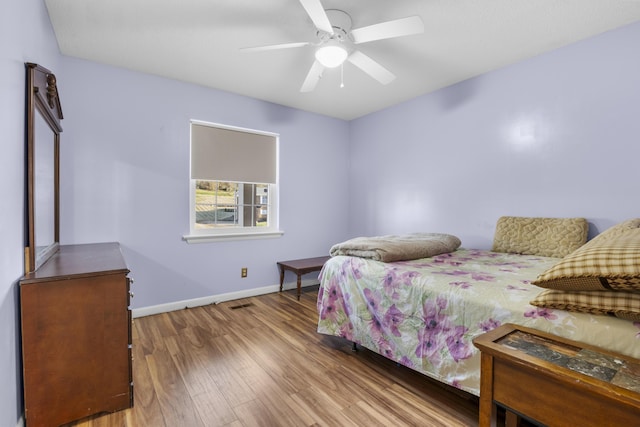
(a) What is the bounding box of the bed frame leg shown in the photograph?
[352,342,358,352]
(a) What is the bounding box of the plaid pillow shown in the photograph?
[530,289,640,321]
[532,220,640,292]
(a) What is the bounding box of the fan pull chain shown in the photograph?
[340,63,345,88]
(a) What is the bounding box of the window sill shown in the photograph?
[182,230,284,243]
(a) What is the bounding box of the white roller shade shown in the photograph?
[191,122,277,184]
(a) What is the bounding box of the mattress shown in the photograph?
[316,249,640,396]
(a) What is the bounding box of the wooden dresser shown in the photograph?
[20,242,133,426]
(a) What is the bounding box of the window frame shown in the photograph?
[183,121,283,243]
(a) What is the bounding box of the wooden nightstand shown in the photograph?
[473,323,640,427]
[277,256,330,300]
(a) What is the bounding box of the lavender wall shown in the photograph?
[4,4,640,424]
[349,21,640,248]
[59,58,350,309]
[0,0,62,424]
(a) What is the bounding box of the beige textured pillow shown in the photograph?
[532,219,640,292]
[530,289,640,321]
[492,216,588,258]
[588,218,640,243]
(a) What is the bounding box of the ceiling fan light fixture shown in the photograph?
[315,41,348,68]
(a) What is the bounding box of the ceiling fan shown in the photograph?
[240,0,424,92]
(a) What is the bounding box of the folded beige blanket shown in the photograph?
[329,233,462,262]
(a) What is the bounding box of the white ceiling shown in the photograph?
[45,0,640,120]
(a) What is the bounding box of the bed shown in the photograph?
[316,218,640,396]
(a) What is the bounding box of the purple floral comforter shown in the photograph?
[316,249,640,396]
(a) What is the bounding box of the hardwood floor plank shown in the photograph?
[145,349,205,426]
[232,399,282,427]
[233,324,308,395]
[217,332,264,373]
[134,317,169,356]
[127,340,167,427]
[164,332,238,425]
[203,299,262,336]
[290,385,359,427]
[191,389,239,426]
[314,363,393,408]
[383,382,475,426]
[138,311,179,341]
[202,340,258,408]
[236,364,316,427]
[167,306,222,338]
[342,400,408,427]
[253,310,344,374]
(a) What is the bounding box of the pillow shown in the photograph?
[588,218,640,243]
[492,216,588,258]
[530,289,640,321]
[532,219,640,292]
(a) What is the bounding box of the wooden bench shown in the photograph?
[277,256,330,300]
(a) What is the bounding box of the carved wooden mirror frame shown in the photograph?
[25,63,63,273]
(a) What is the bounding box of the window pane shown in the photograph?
[242,205,253,226]
[215,205,238,227]
[255,184,269,227]
[256,205,268,226]
[195,181,237,229]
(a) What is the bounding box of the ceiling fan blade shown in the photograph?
[351,16,424,44]
[299,0,333,34]
[240,42,310,53]
[300,60,325,92]
[347,51,395,85]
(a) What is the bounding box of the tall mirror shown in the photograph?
[25,63,63,273]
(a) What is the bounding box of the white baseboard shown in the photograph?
[131,279,318,318]
[16,415,24,427]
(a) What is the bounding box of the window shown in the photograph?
[184,121,281,243]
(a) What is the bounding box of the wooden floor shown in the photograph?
[68,286,491,427]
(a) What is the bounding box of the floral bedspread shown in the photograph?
[316,249,640,396]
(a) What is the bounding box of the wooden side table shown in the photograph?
[277,256,330,300]
[473,323,640,427]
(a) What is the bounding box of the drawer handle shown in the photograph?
[129,291,134,299]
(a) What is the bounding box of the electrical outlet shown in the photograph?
[241,267,247,278]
